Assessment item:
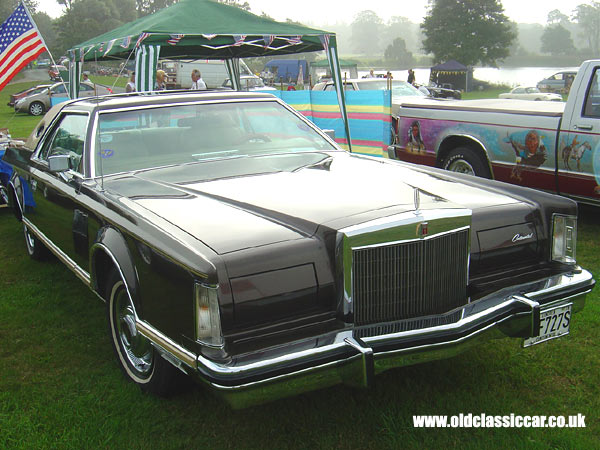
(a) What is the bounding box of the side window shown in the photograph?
[39,114,88,173]
[583,68,600,118]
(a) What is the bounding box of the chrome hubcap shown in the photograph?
[447,159,475,175]
[114,285,153,375]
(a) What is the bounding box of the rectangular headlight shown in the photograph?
[552,214,577,264]
[194,282,223,347]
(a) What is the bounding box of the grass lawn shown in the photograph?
[0,84,598,448]
[462,88,507,100]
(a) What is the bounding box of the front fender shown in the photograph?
[91,226,140,307]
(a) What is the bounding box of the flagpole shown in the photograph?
[20,1,67,92]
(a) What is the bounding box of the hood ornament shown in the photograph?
[414,187,420,215]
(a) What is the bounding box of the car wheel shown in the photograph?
[23,224,49,260]
[29,101,45,116]
[106,268,186,395]
[443,147,491,178]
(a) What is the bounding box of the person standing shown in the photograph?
[126,72,136,93]
[407,69,415,85]
[190,69,207,90]
[155,69,167,90]
[366,69,376,78]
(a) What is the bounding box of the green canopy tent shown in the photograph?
[68,0,351,148]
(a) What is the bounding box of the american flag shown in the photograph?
[233,35,246,46]
[119,36,132,48]
[103,39,116,56]
[167,34,184,45]
[135,32,150,48]
[319,34,330,52]
[263,35,274,49]
[0,4,46,91]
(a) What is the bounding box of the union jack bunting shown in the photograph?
[263,35,274,48]
[233,35,246,46]
[98,42,105,53]
[202,34,217,40]
[120,36,132,48]
[0,3,46,91]
[286,36,302,45]
[167,34,184,45]
[135,32,150,48]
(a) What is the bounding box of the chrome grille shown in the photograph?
[352,229,469,326]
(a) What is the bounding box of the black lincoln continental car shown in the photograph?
[2,91,595,408]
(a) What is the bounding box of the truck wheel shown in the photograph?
[106,268,187,396]
[443,147,491,178]
[29,101,45,116]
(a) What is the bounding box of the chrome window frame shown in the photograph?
[31,110,91,180]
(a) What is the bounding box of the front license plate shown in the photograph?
[523,304,572,347]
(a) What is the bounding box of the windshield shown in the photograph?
[95,101,337,176]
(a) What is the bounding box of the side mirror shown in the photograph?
[323,129,335,140]
[386,145,396,159]
[48,154,70,173]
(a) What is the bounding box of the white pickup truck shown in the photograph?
[388,60,600,205]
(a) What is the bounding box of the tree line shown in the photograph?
[2,0,600,68]
[334,0,600,67]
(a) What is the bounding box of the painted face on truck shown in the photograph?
[412,124,419,137]
[525,131,540,154]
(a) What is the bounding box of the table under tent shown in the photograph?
[67,0,351,147]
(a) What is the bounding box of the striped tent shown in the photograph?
[68,0,351,148]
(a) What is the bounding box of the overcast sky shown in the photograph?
[33,0,587,25]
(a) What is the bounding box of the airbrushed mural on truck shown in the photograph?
[397,116,600,200]
[389,60,600,205]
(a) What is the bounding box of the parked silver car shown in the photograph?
[14,81,112,116]
[537,71,577,93]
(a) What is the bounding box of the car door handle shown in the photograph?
[574,124,593,130]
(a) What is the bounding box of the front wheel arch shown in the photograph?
[90,227,140,308]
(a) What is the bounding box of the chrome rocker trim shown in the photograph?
[23,218,91,285]
[135,267,594,409]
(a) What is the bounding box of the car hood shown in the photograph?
[103,152,525,254]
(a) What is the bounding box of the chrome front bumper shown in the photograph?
[139,268,594,409]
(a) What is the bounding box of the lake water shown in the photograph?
[357,67,580,88]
